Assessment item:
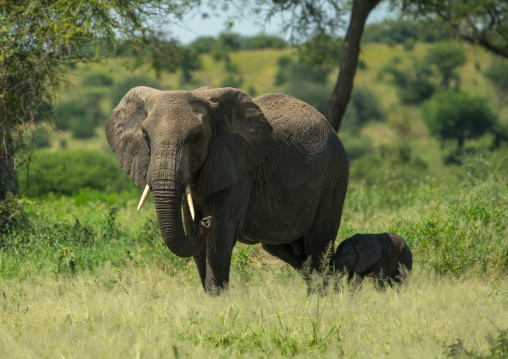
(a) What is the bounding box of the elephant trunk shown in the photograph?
[152,178,210,258]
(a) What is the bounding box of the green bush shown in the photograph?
[30,127,51,149]
[220,73,244,88]
[188,36,218,54]
[22,150,135,197]
[242,34,286,49]
[55,94,104,138]
[349,144,428,187]
[422,90,496,153]
[81,72,113,87]
[342,86,384,132]
[378,59,436,104]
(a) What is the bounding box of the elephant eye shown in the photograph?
[142,130,151,153]
[189,133,202,143]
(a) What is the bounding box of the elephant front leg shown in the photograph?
[183,197,207,290]
[203,181,251,294]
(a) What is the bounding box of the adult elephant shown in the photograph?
[106,86,348,294]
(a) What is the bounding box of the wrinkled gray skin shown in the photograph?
[334,232,412,287]
[106,87,349,294]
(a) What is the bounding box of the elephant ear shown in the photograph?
[192,87,273,196]
[354,239,382,274]
[105,86,160,188]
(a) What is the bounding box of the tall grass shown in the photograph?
[1,144,506,357]
[0,265,506,358]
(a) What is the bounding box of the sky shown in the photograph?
[164,3,391,44]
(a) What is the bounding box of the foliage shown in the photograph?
[242,34,287,50]
[296,34,342,68]
[0,0,192,207]
[220,73,244,88]
[21,150,135,197]
[362,19,454,45]
[342,86,384,132]
[422,91,496,153]
[399,0,508,58]
[378,58,436,104]
[179,47,203,85]
[189,36,218,54]
[30,127,51,149]
[425,42,466,89]
[275,56,330,87]
[483,57,508,116]
[55,95,105,138]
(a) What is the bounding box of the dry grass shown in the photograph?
[0,264,506,358]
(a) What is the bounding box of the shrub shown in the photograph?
[342,86,383,132]
[275,56,331,87]
[378,59,435,104]
[422,91,496,154]
[188,36,218,54]
[22,150,135,197]
[242,34,286,50]
[55,96,104,138]
[220,73,244,88]
[426,42,466,89]
[30,127,51,149]
[81,72,113,87]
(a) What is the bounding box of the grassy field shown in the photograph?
[0,265,506,358]
[2,41,507,357]
[2,151,507,357]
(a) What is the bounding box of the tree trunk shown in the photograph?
[325,0,382,132]
[0,131,19,201]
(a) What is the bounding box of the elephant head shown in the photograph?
[106,86,273,257]
[335,235,382,276]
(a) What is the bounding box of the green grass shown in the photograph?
[0,265,506,358]
[4,41,507,357]
[1,146,507,357]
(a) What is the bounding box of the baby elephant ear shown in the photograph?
[105,86,160,188]
[354,240,382,274]
[192,87,273,196]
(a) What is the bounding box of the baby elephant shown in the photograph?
[334,232,412,287]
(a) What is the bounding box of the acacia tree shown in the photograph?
[222,0,508,133]
[398,0,508,59]
[0,0,191,206]
[422,91,495,154]
[256,0,383,131]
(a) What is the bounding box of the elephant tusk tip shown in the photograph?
[137,184,151,212]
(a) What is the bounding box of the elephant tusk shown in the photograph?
[137,184,151,212]
[185,184,195,221]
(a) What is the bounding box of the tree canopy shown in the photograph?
[0,0,191,202]
[398,0,508,59]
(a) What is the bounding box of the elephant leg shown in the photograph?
[183,198,207,289]
[303,185,346,291]
[262,241,307,270]
[204,178,252,294]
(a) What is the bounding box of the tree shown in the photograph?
[483,58,508,118]
[248,0,382,132]
[398,0,508,59]
[219,0,508,133]
[422,91,496,154]
[0,0,191,204]
[425,41,466,89]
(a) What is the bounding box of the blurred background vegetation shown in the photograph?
[3,18,505,275]
[1,3,507,356]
